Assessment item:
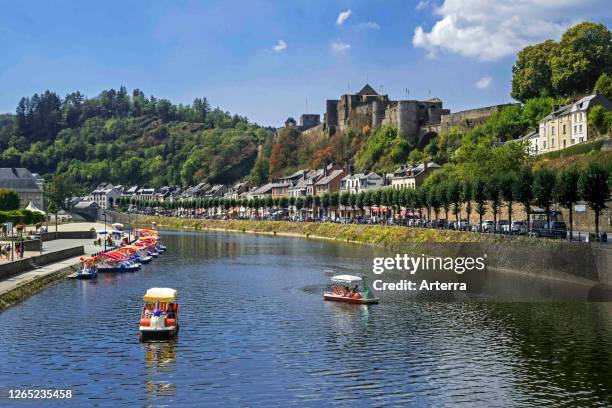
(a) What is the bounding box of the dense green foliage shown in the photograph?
[512,22,611,101]
[0,188,20,210]
[0,209,45,224]
[0,87,270,191]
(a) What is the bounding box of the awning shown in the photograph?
[144,288,177,302]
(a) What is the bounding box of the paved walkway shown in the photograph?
[0,238,100,265]
[0,255,83,297]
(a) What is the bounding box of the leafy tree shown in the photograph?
[514,166,534,223]
[578,162,610,236]
[448,180,462,224]
[594,72,612,100]
[511,40,558,102]
[473,178,487,231]
[500,172,517,231]
[485,175,503,232]
[551,22,612,96]
[0,188,20,210]
[555,166,581,239]
[532,167,557,232]
[461,179,473,230]
[588,105,609,135]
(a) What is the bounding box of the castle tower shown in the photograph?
[397,101,419,145]
[372,100,385,128]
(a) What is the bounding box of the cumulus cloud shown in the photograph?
[412,0,600,61]
[356,21,381,30]
[331,41,351,52]
[476,76,492,89]
[336,9,352,26]
[272,40,287,52]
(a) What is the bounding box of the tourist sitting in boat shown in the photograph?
[167,303,176,318]
[324,275,379,304]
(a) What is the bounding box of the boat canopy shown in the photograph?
[99,251,127,260]
[144,288,177,302]
[330,275,362,283]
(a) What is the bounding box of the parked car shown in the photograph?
[503,220,527,235]
[497,220,509,233]
[481,220,494,232]
[458,219,469,231]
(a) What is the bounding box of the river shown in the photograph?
[1,231,611,407]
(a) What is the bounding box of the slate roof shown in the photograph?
[357,84,378,96]
[0,168,43,192]
[315,169,345,186]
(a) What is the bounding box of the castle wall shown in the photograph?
[440,103,518,132]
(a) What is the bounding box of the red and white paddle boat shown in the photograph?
[323,275,379,304]
[139,288,179,341]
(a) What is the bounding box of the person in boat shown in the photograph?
[343,286,351,297]
[352,285,360,296]
[167,303,175,318]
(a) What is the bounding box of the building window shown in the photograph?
[551,138,554,147]
[551,126,555,136]
[574,125,577,133]
[563,140,566,148]
[579,124,582,133]
[542,140,546,149]
[579,137,584,143]
[563,124,566,134]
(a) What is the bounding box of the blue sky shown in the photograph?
[0,0,610,127]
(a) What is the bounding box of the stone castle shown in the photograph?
[287,84,517,147]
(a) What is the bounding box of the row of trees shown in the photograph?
[119,162,610,236]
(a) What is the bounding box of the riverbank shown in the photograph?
[123,214,612,287]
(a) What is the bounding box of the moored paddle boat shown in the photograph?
[139,288,180,341]
[96,251,141,272]
[76,256,97,279]
[323,275,379,304]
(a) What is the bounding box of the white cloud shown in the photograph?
[331,41,351,52]
[415,0,430,11]
[412,0,602,61]
[476,76,492,89]
[336,9,352,26]
[272,40,287,52]
[356,21,381,30]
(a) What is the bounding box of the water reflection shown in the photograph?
[143,340,177,399]
[0,231,611,406]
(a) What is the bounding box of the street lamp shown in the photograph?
[103,211,107,251]
[128,206,132,243]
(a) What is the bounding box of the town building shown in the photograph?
[340,172,384,194]
[91,183,122,209]
[0,168,44,210]
[389,162,441,189]
[536,93,612,154]
[314,168,347,196]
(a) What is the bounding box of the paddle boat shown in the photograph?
[135,229,167,252]
[139,288,179,341]
[323,275,379,304]
[116,246,152,264]
[96,251,141,273]
[76,256,97,279]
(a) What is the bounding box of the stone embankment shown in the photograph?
[125,214,612,288]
